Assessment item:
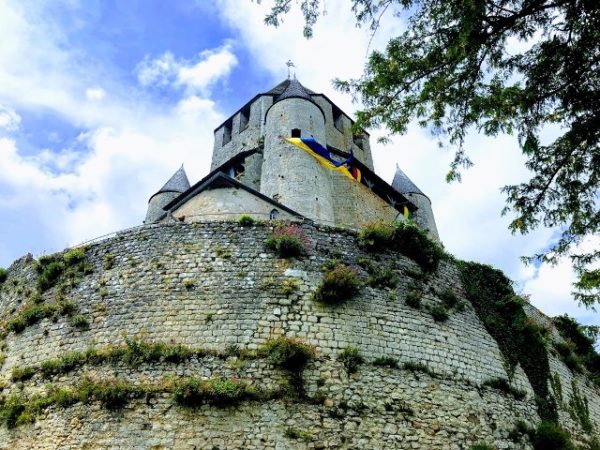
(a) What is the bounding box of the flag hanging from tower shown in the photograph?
[285,137,361,181]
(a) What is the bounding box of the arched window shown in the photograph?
[270,209,280,220]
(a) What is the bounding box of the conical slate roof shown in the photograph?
[264,79,316,96]
[275,77,313,102]
[392,165,425,196]
[156,165,190,195]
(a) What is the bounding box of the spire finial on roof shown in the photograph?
[286,59,295,79]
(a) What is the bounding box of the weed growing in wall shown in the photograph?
[0,268,7,284]
[481,378,526,400]
[553,314,600,386]
[237,215,255,226]
[357,221,445,273]
[457,260,556,422]
[313,263,361,304]
[402,361,436,377]
[69,314,90,330]
[373,356,399,368]
[3,298,78,335]
[405,290,422,309]
[430,305,449,322]
[35,247,91,293]
[284,427,313,442]
[262,337,315,372]
[568,380,593,433]
[265,225,309,258]
[173,378,258,407]
[532,421,576,450]
[338,347,364,374]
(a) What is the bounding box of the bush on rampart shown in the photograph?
[265,225,309,258]
[357,221,445,273]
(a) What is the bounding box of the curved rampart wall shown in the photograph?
[0,222,597,449]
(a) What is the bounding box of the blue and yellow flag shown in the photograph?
[285,137,361,181]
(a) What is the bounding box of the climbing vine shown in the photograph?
[457,261,557,422]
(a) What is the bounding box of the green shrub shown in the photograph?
[36,260,63,292]
[393,221,445,273]
[173,377,255,407]
[103,253,116,270]
[77,378,132,410]
[431,305,449,322]
[7,316,27,333]
[403,361,436,377]
[532,421,575,450]
[0,268,7,284]
[263,336,315,372]
[439,288,459,308]
[482,378,526,400]
[69,314,90,330]
[357,221,395,251]
[63,248,85,266]
[367,268,400,289]
[507,420,534,442]
[553,342,582,372]
[314,264,360,304]
[373,356,398,368]
[469,445,495,450]
[237,215,255,226]
[338,346,364,374]
[284,427,313,441]
[553,314,600,384]
[405,290,422,309]
[264,225,309,258]
[0,395,27,428]
[11,366,35,382]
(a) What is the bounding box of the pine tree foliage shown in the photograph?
[258,0,600,306]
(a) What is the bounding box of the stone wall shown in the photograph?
[0,222,598,449]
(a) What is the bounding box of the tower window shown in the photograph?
[332,104,344,133]
[353,132,365,150]
[222,118,232,146]
[239,103,250,132]
[291,128,301,138]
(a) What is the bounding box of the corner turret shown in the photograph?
[145,165,190,224]
[392,165,440,241]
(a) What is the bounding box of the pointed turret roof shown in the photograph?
[275,77,313,102]
[392,165,425,197]
[264,79,316,96]
[156,165,190,195]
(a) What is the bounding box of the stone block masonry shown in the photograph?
[0,221,598,449]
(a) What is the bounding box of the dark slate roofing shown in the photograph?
[275,78,313,102]
[392,165,426,197]
[156,165,190,195]
[265,79,316,96]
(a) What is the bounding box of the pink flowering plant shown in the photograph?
[264,225,310,258]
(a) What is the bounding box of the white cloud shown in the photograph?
[0,104,21,131]
[136,52,178,87]
[0,1,222,266]
[85,87,106,101]
[135,43,238,95]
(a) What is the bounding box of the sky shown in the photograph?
[0,0,597,327]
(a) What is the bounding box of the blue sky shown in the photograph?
[0,0,597,327]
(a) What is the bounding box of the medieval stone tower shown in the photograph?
[143,77,439,241]
[0,79,598,450]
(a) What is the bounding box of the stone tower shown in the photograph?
[144,77,438,237]
[144,165,190,224]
